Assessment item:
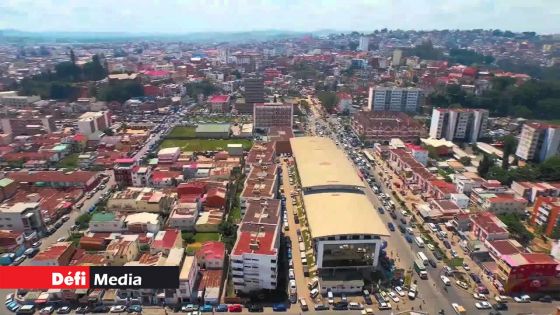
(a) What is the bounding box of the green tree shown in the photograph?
[83,55,107,81]
[498,213,534,245]
[70,49,76,65]
[459,156,471,166]
[478,154,494,178]
[501,135,517,169]
[317,91,339,113]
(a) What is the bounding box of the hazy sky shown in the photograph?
[1,0,559,34]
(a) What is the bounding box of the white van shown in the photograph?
[307,277,319,290]
[440,275,451,286]
[309,288,319,298]
[414,236,425,248]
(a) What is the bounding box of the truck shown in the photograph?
[451,303,466,315]
[414,259,428,279]
[417,252,428,266]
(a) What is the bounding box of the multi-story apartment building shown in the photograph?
[351,111,424,144]
[429,108,489,142]
[367,87,423,113]
[530,196,560,237]
[515,122,560,162]
[114,158,137,187]
[495,252,560,294]
[358,36,369,52]
[253,103,293,129]
[77,111,111,138]
[240,164,279,215]
[244,77,265,104]
[1,115,56,136]
[231,199,281,293]
[0,202,44,234]
[0,93,40,108]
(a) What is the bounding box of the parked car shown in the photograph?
[387,222,395,232]
[247,304,263,312]
[493,303,508,310]
[228,304,243,312]
[92,305,110,313]
[56,306,72,314]
[314,304,329,311]
[475,302,491,309]
[215,304,228,312]
[200,305,213,312]
[11,255,25,265]
[109,305,127,313]
[75,306,90,314]
[514,295,531,303]
[272,303,287,312]
[32,241,42,248]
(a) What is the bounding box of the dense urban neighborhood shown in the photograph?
[0,25,560,315]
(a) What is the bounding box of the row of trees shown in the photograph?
[478,153,560,185]
[20,51,108,100]
[429,77,560,119]
[404,40,494,66]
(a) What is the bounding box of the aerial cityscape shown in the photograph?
[1,1,560,314]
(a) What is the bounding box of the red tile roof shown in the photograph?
[209,95,230,103]
[471,212,508,234]
[8,171,97,185]
[487,240,522,256]
[196,241,225,262]
[151,229,180,250]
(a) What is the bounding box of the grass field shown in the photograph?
[57,153,79,169]
[194,232,221,243]
[159,139,252,151]
[167,126,196,138]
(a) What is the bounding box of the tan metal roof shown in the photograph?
[303,192,389,238]
[290,137,365,189]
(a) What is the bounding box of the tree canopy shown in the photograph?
[317,91,339,113]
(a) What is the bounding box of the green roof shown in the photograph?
[0,178,14,187]
[195,123,230,133]
[91,212,116,222]
[149,158,159,165]
[53,144,69,152]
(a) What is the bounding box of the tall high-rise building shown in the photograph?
[253,103,293,129]
[429,108,489,142]
[367,87,423,113]
[392,49,403,66]
[515,122,560,162]
[244,77,265,104]
[358,36,369,52]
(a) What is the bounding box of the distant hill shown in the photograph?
[0,29,314,43]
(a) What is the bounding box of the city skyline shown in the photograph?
[1,0,559,34]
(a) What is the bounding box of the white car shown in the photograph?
[514,295,531,303]
[495,295,510,303]
[475,301,491,309]
[388,291,400,303]
[462,263,471,271]
[288,268,295,280]
[56,237,67,242]
[427,243,435,251]
[455,280,469,289]
[473,293,487,300]
[440,275,451,286]
[289,280,296,289]
[348,302,364,310]
[110,305,127,313]
[378,302,392,310]
[394,286,405,297]
[39,306,55,314]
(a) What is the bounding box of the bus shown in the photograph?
[414,259,428,279]
[417,252,428,265]
[414,236,425,248]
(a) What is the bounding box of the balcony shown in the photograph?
[538,207,550,217]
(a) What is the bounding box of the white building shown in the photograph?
[515,122,560,162]
[392,49,402,66]
[89,212,126,233]
[358,36,369,52]
[0,202,44,233]
[290,137,389,277]
[177,256,199,303]
[77,111,111,138]
[157,147,181,164]
[429,108,489,142]
[231,199,281,293]
[367,87,423,113]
